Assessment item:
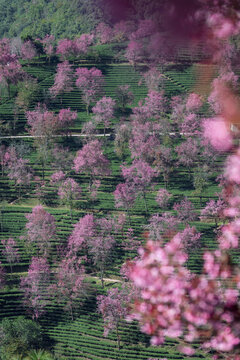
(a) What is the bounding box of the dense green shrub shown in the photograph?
[0,316,43,359]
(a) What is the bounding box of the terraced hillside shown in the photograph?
[0,55,227,360]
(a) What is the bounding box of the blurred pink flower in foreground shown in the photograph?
[203,117,233,152]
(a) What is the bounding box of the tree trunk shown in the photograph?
[7,82,10,99]
[70,303,74,321]
[143,192,148,214]
[100,267,104,288]
[126,209,131,226]
[69,204,73,222]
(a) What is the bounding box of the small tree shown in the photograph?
[114,183,137,225]
[193,165,211,205]
[26,105,59,179]
[75,67,104,114]
[20,257,50,320]
[73,140,111,197]
[58,177,82,220]
[49,61,74,103]
[21,40,37,62]
[115,85,134,110]
[50,256,86,320]
[7,150,33,198]
[58,108,77,134]
[125,40,143,69]
[25,205,56,257]
[155,188,172,209]
[121,159,158,213]
[1,238,20,273]
[68,215,116,287]
[88,217,116,287]
[176,138,199,178]
[92,96,115,136]
[0,317,43,360]
[143,67,165,91]
[95,22,113,44]
[129,120,161,163]
[173,198,198,225]
[153,146,173,188]
[178,225,201,251]
[201,199,225,227]
[114,122,131,159]
[15,78,39,111]
[68,214,95,254]
[147,212,179,240]
[41,34,55,62]
[97,286,132,349]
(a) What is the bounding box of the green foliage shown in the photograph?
[15,79,40,111]
[0,0,104,40]
[0,316,43,360]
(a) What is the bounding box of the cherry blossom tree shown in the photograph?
[123,3,240,356]
[50,256,86,320]
[56,35,93,60]
[121,159,158,213]
[95,22,113,44]
[73,140,110,197]
[146,212,179,240]
[1,238,20,273]
[201,198,225,226]
[114,183,137,225]
[25,205,56,257]
[68,214,95,254]
[153,146,173,188]
[58,177,82,219]
[58,108,77,134]
[20,257,50,320]
[68,214,116,287]
[122,228,142,252]
[125,40,143,69]
[173,198,198,225]
[74,34,94,55]
[97,286,132,349]
[26,104,70,178]
[114,85,134,110]
[129,120,161,163]
[92,96,115,136]
[56,39,75,60]
[178,225,201,251]
[88,217,116,287]
[41,34,55,62]
[21,40,37,62]
[75,67,104,114]
[81,121,97,143]
[0,38,24,98]
[193,165,211,205]
[131,91,166,123]
[114,122,131,159]
[155,188,172,209]
[6,149,33,198]
[176,138,199,177]
[143,67,165,91]
[49,61,74,103]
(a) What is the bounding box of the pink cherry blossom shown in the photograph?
[203,117,233,152]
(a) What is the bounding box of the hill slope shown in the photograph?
[0,0,104,39]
